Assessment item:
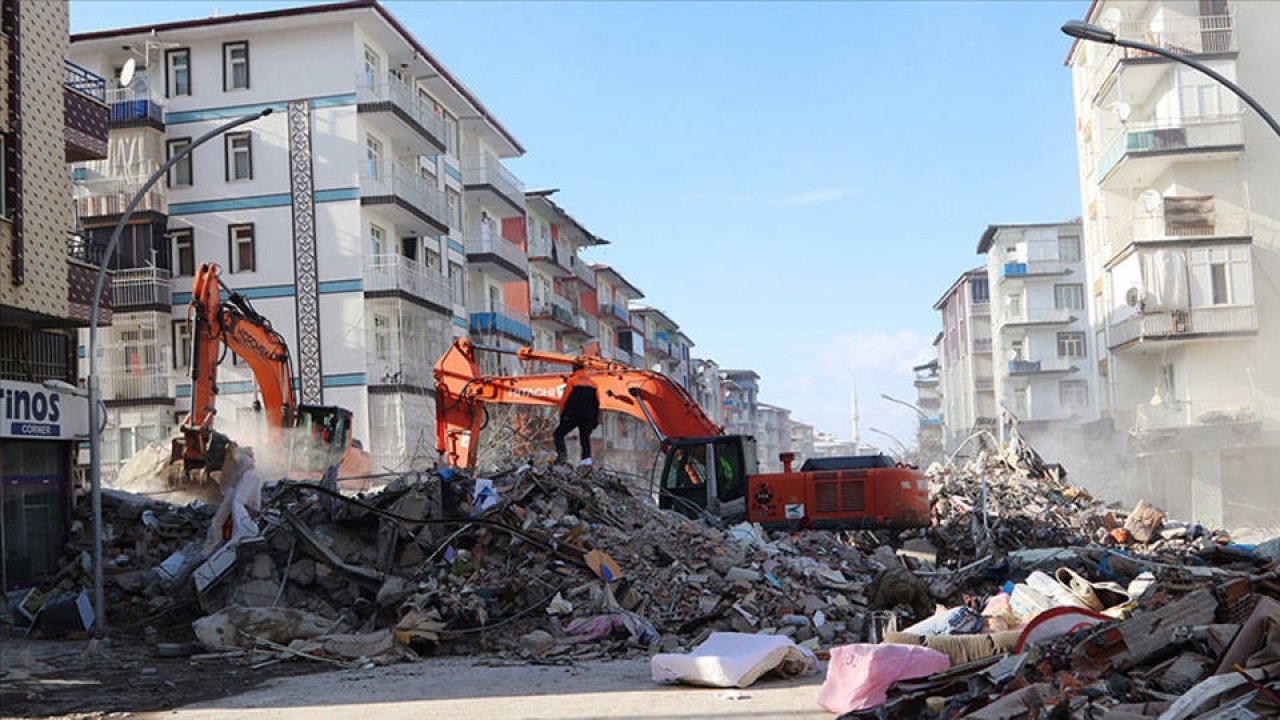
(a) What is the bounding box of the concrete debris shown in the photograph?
[10,446,1280,717]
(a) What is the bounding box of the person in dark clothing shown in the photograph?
[554,368,600,466]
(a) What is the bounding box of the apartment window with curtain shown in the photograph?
[444,113,459,156]
[223,41,249,91]
[166,138,192,188]
[166,48,190,97]
[173,320,192,370]
[225,132,252,181]
[362,44,381,87]
[969,277,989,303]
[365,135,383,179]
[369,223,386,257]
[447,189,461,229]
[228,224,255,273]
[1054,283,1085,310]
[1057,332,1086,359]
[172,229,194,277]
[449,262,464,304]
[1058,235,1081,262]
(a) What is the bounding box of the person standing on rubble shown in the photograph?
[554,367,600,468]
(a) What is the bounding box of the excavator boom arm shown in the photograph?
[434,338,721,467]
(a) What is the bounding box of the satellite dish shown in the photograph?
[119,57,136,88]
[1125,287,1143,307]
[1139,189,1163,214]
[1099,7,1124,32]
[1111,101,1131,123]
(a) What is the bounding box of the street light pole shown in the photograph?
[880,393,927,421]
[85,108,271,636]
[867,427,909,458]
[1061,20,1280,142]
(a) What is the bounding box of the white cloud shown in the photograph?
[771,330,935,452]
[770,185,860,207]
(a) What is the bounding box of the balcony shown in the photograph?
[648,337,674,358]
[64,60,108,162]
[531,294,577,331]
[74,161,168,222]
[598,302,629,326]
[1088,13,1235,97]
[1104,211,1251,254]
[1007,358,1077,376]
[357,73,447,154]
[972,337,993,353]
[101,364,171,403]
[367,352,434,390]
[360,161,449,235]
[364,253,452,311]
[563,258,595,288]
[1109,305,1257,350]
[104,85,164,130]
[970,300,991,316]
[1098,114,1243,187]
[527,238,571,277]
[463,153,525,216]
[610,347,636,366]
[1000,259,1072,281]
[917,397,941,410]
[470,304,532,343]
[465,231,528,281]
[111,267,171,311]
[1001,308,1077,329]
[577,313,599,338]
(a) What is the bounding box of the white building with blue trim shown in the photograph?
[70,0,529,475]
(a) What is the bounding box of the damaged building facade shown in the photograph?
[2,0,108,591]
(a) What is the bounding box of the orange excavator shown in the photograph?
[434,338,930,529]
[176,262,355,477]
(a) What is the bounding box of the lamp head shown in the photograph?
[1062,20,1117,44]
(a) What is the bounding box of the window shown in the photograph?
[969,277,989,303]
[1210,262,1229,304]
[228,224,255,273]
[1057,331,1086,359]
[1012,387,1029,418]
[173,320,192,370]
[362,44,381,87]
[479,210,494,243]
[172,228,194,277]
[425,248,441,273]
[1054,283,1085,310]
[1058,235,1081,263]
[488,285,502,312]
[1060,380,1088,409]
[225,132,252,181]
[1007,293,1023,320]
[166,48,191,97]
[222,41,249,91]
[372,313,392,360]
[449,262,464,304]
[444,112,459,156]
[369,223,387,257]
[447,188,461,229]
[167,138,192,188]
[365,135,383,179]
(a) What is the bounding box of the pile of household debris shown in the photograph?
[8,439,1279,717]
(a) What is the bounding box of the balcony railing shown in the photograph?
[532,295,576,328]
[74,161,168,218]
[610,347,635,366]
[598,302,629,324]
[648,337,673,357]
[1001,259,1071,278]
[466,231,529,273]
[464,153,525,211]
[578,313,599,337]
[1098,114,1243,182]
[111,267,171,309]
[64,60,105,102]
[357,72,447,148]
[566,259,595,287]
[1007,358,1076,375]
[364,253,452,308]
[470,304,532,342]
[1109,305,1257,348]
[917,397,941,410]
[1104,212,1251,249]
[1002,308,1076,326]
[360,161,448,227]
[367,352,434,389]
[1117,13,1235,58]
[101,365,170,401]
[104,85,164,126]
[970,300,991,315]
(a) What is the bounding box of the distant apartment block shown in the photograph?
[1067,0,1280,527]
[933,268,995,451]
[912,359,942,455]
[979,221,1099,460]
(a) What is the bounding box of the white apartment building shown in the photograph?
[790,421,816,466]
[70,0,528,474]
[633,306,690,385]
[933,268,996,451]
[593,265,644,367]
[721,369,760,438]
[689,358,725,428]
[979,221,1099,462]
[755,403,792,473]
[1067,0,1280,527]
[912,359,942,456]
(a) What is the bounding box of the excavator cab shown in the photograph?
[658,435,755,521]
[293,404,353,470]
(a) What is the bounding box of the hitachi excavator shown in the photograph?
[175,262,357,478]
[434,338,930,529]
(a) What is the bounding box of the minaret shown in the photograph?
[850,380,860,448]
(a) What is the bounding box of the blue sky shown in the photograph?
[72,1,1088,448]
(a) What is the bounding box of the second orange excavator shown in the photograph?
[434,338,930,529]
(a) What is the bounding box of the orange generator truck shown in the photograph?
[434,338,930,529]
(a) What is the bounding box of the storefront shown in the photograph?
[1,379,89,591]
